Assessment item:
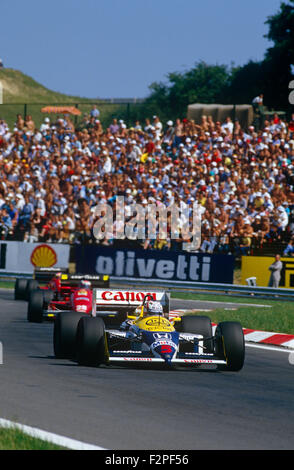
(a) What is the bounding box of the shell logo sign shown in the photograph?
[30,244,57,268]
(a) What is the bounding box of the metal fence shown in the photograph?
[0,99,163,130]
[2,270,294,301]
[111,277,294,301]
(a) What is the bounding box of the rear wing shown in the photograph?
[34,267,69,282]
[93,288,170,316]
[33,269,109,287]
[61,274,110,288]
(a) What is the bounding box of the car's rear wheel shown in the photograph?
[76,317,108,367]
[25,279,39,301]
[215,321,245,371]
[27,289,44,323]
[53,312,83,359]
[177,315,214,353]
[14,279,28,300]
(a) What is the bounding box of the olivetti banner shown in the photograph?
[75,245,234,284]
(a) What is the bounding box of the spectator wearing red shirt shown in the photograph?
[145,137,155,155]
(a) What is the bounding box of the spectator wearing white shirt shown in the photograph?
[252,93,263,105]
[221,117,234,135]
[102,153,112,174]
[153,115,163,138]
[40,117,50,133]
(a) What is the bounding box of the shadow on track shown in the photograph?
[29,354,221,373]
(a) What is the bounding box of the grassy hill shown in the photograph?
[0,68,129,128]
[0,68,89,103]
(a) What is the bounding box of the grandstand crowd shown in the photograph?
[1,108,294,257]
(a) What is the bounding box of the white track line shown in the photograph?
[0,418,106,450]
[245,343,294,354]
[173,299,272,308]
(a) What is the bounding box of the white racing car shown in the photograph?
[53,287,245,371]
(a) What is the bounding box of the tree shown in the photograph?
[145,2,294,119]
[222,61,265,105]
[145,61,231,121]
[262,0,294,108]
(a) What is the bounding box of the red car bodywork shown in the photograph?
[71,287,93,314]
[41,276,93,315]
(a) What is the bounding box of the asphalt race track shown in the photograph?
[0,289,293,450]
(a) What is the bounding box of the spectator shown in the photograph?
[0,108,293,257]
[153,115,163,139]
[90,105,100,119]
[221,117,234,135]
[283,239,294,257]
[252,93,264,112]
[24,115,35,133]
[268,254,283,288]
[0,207,12,238]
[109,118,119,135]
[40,117,50,133]
[252,94,264,130]
[15,114,25,131]
[24,221,39,242]
[163,120,175,146]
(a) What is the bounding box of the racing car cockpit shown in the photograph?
[143,300,164,317]
[79,280,91,289]
[120,295,164,333]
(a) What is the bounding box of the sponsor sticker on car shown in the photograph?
[95,289,165,305]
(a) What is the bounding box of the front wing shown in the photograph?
[106,329,226,367]
[40,302,73,320]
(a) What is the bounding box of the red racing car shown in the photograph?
[14,267,69,301]
[26,271,109,323]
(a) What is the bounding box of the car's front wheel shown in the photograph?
[27,289,44,323]
[215,321,245,371]
[76,317,108,367]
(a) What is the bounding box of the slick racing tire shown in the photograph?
[25,279,39,301]
[27,289,44,323]
[178,315,214,353]
[53,312,83,359]
[76,317,108,367]
[14,278,28,300]
[215,321,245,372]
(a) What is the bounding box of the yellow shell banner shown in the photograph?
[30,244,57,268]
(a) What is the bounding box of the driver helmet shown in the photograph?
[144,300,163,316]
[79,280,91,288]
[55,272,62,279]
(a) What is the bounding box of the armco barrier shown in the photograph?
[2,272,294,301]
[0,272,32,279]
[110,277,294,301]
